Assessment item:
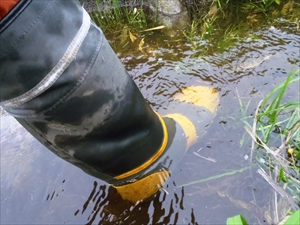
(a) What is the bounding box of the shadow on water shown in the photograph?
[1,18,299,225]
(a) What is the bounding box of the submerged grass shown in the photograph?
[177,166,251,187]
[240,68,300,222]
[257,70,300,143]
[91,0,149,51]
[89,0,299,54]
[183,0,299,53]
[227,68,300,224]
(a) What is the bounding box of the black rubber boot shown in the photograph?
[0,0,219,202]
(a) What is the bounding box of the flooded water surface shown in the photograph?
[1,16,299,224]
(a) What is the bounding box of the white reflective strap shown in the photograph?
[1,9,91,108]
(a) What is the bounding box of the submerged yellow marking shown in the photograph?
[164,113,197,149]
[174,86,219,114]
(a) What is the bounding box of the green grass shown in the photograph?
[227,209,300,225]
[249,68,299,176]
[92,0,147,33]
[89,0,299,54]
[237,68,300,223]
[257,72,300,143]
[181,0,296,53]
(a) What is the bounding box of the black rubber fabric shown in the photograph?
[0,0,166,184]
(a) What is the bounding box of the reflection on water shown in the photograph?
[73,181,192,225]
[1,19,299,224]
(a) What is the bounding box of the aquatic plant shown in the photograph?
[237,68,300,223]
[227,209,300,225]
[92,0,147,33]
[181,0,297,53]
[88,0,298,54]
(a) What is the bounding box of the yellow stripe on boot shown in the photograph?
[113,112,171,203]
[114,112,168,180]
[113,86,219,203]
[164,113,197,149]
[114,170,170,202]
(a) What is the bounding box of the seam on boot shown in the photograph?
[0,0,53,57]
[1,9,91,109]
[41,22,104,117]
[4,23,103,119]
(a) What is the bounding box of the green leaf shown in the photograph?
[284,209,300,225]
[295,150,300,160]
[275,0,281,5]
[226,215,248,225]
[279,167,288,183]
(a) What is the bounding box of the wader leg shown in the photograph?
[0,0,219,202]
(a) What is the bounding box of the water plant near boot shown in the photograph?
[240,68,300,223]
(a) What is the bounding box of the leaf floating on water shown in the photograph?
[226,215,248,225]
[129,31,137,43]
[208,1,218,17]
[238,55,272,70]
[138,38,144,52]
[282,1,294,15]
[119,27,128,44]
[282,209,300,225]
[142,25,166,32]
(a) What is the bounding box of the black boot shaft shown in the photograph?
[0,0,165,184]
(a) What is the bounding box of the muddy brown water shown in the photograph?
[1,19,299,224]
